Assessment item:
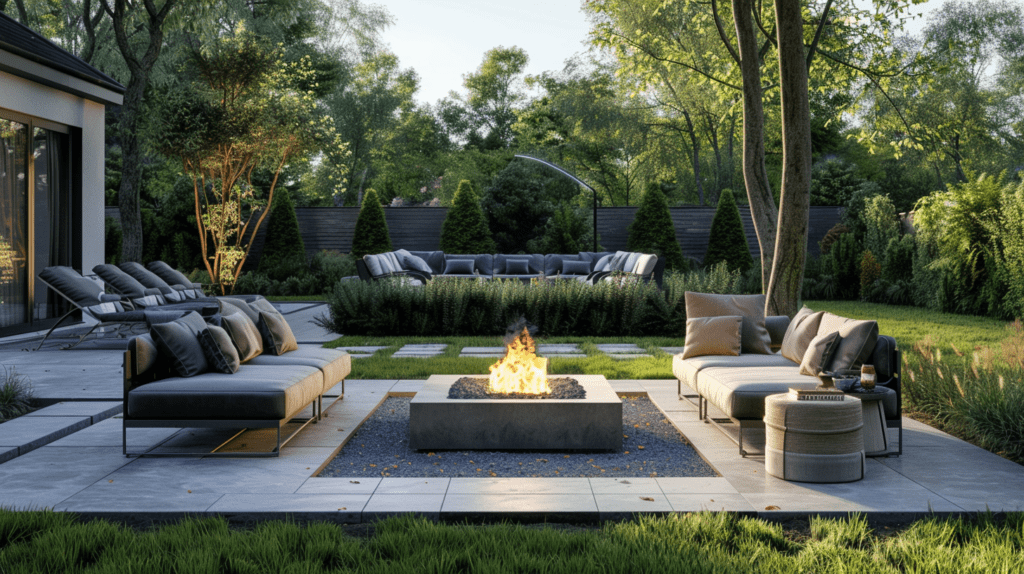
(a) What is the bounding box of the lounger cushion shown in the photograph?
[198,325,240,374]
[257,311,298,355]
[221,312,263,362]
[682,315,742,359]
[39,266,103,306]
[685,292,773,355]
[127,365,323,420]
[634,254,657,276]
[147,261,194,288]
[150,319,208,377]
[247,346,351,390]
[93,264,148,297]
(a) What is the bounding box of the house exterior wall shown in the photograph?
[0,68,108,275]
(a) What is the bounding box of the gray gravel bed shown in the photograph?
[319,397,717,478]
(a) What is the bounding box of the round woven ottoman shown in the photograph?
[763,393,865,483]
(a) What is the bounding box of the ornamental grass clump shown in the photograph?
[903,321,1024,463]
[0,367,34,422]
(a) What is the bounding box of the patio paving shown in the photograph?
[1,303,1022,523]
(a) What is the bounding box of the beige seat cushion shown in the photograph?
[673,353,798,393]
[696,365,819,419]
[685,292,772,354]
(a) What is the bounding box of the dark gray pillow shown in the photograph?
[221,312,263,362]
[561,260,591,276]
[594,254,612,272]
[150,320,208,377]
[257,311,298,355]
[444,259,475,275]
[799,331,842,377]
[93,264,147,297]
[147,260,194,288]
[506,259,530,274]
[38,266,103,306]
[403,253,433,274]
[197,325,240,374]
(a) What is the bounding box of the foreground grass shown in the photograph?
[325,336,680,379]
[1,511,1021,573]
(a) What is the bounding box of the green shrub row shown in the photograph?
[321,264,742,337]
[235,250,356,297]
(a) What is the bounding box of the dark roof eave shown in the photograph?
[0,39,125,95]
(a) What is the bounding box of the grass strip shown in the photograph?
[0,511,1021,573]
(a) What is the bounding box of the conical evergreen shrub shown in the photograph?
[351,189,392,258]
[258,188,306,281]
[703,188,753,272]
[627,184,686,270]
[440,180,495,254]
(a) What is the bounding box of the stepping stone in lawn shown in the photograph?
[336,346,390,354]
[392,344,447,358]
[659,347,686,355]
[544,354,587,359]
[537,344,582,354]
[595,344,646,354]
[606,353,653,360]
[460,347,506,354]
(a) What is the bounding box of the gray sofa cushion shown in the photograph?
[198,325,240,374]
[221,312,263,362]
[257,311,299,355]
[673,353,797,392]
[608,251,630,271]
[443,258,476,275]
[401,252,433,275]
[561,260,591,276]
[150,319,208,377]
[409,251,445,275]
[593,254,612,272]
[505,259,530,274]
[127,364,323,420]
[780,307,824,363]
[247,345,351,391]
[623,252,642,273]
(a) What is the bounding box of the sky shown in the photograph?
[379,0,946,107]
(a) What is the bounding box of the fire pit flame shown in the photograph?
[488,326,550,395]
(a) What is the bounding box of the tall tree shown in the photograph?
[463,46,529,148]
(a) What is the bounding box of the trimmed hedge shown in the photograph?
[703,189,752,272]
[350,189,392,258]
[322,263,741,337]
[440,180,495,254]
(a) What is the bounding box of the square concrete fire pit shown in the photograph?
[409,375,622,451]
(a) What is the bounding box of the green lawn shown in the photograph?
[1,511,1021,573]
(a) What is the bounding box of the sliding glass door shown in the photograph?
[0,112,72,333]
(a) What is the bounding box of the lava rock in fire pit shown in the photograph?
[448,377,586,400]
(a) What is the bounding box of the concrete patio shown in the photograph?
[1,303,1022,524]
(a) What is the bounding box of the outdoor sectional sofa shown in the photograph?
[357,250,665,286]
[673,293,901,457]
[121,299,351,457]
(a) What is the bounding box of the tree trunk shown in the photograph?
[732,0,777,292]
[727,112,736,191]
[683,110,703,206]
[766,0,812,317]
[117,77,146,262]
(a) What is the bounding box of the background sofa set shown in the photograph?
[673,293,901,457]
[358,250,664,286]
[121,296,351,457]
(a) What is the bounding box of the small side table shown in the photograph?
[763,393,865,483]
[846,388,893,456]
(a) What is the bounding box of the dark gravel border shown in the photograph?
[320,397,717,478]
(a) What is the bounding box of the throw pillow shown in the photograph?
[248,297,278,316]
[257,311,299,355]
[505,259,531,274]
[561,260,591,276]
[799,331,842,377]
[608,251,630,271]
[444,259,475,275]
[403,253,433,274]
[197,325,240,374]
[219,297,261,323]
[682,315,743,359]
[622,252,642,273]
[780,306,826,364]
[829,319,879,372]
[593,254,612,272]
[684,292,773,354]
[150,320,208,377]
[221,312,263,362]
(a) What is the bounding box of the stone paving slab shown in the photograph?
[596,493,673,519]
[335,346,390,355]
[659,347,685,355]
[458,353,503,358]
[461,347,505,354]
[606,353,652,360]
[24,401,122,424]
[541,353,587,358]
[537,344,581,354]
[595,344,646,353]
[0,415,91,457]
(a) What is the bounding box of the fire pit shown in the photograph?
[409,322,622,451]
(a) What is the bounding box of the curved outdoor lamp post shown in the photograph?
[513,154,599,252]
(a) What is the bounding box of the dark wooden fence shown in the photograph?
[106,205,844,266]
